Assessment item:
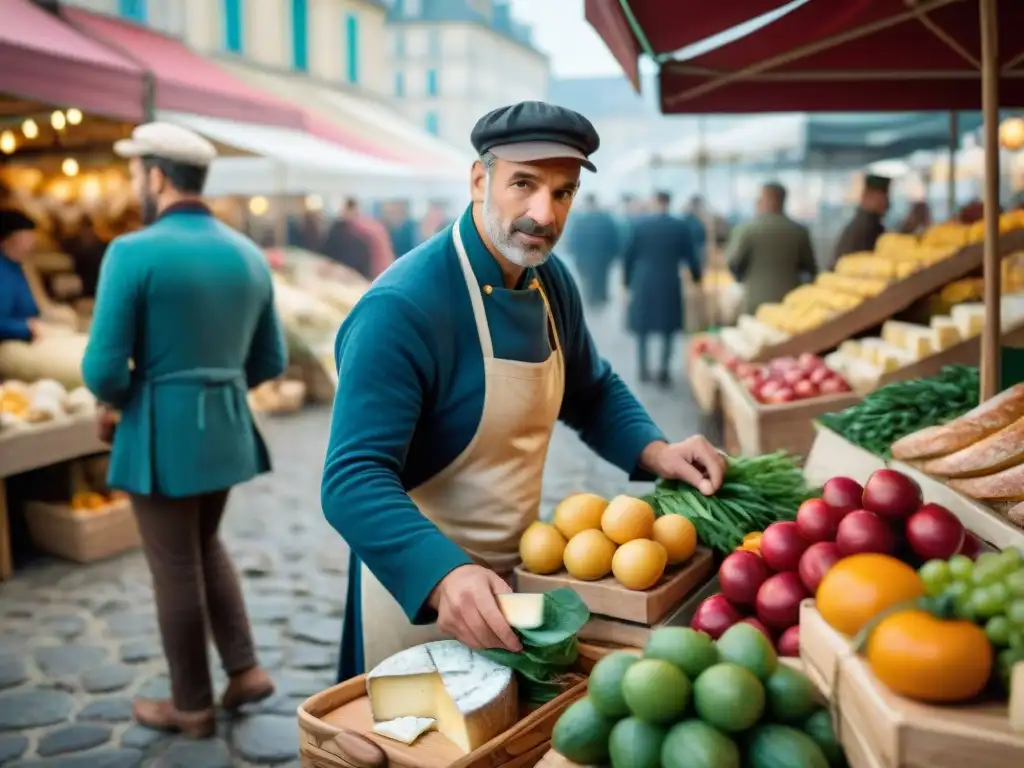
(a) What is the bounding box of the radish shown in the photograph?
[756,572,809,630]
[906,503,965,560]
[719,551,770,607]
[691,593,744,639]
[835,509,895,556]
[795,498,848,542]
[959,531,983,560]
[798,541,843,593]
[759,521,810,572]
[777,625,800,657]
[862,469,923,520]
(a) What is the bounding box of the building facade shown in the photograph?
[384,0,548,147]
[58,0,392,97]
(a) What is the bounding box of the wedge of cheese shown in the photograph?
[929,316,963,350]
[372,716,436,745]
[497,593,545,630]
[950,303,985,338]
[881,321,936,359]
[366,640,517,754]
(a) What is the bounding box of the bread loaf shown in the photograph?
[891,383,1024,460]
[949,463,1024,501]
[921,415,1024,478]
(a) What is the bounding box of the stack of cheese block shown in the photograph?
[0,378,96,431]
[825,298,1024,389]
[364,594,542,752]
[719,315,789,359]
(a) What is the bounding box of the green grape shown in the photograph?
[918,559,951,595]
[1007,599,1024,627]
[970,587,1006,619]
[953,585,977,620]
[1001,547,1024,568]
[1005,569,1024,597]
[977,552,1001,569]
[971,562,1002,587]
[947,555,974,582]
[987,615,1012,646]
[1010,630,1024,651]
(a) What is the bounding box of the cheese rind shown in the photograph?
[366,640,517,754]
[372,716,436,745]
[497,593,545,630]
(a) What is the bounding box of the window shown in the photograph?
[345,13,360,84]
[394,72,405,97]
[290,0,309,72]
[426,69,438,97]
[222,0,244,53]
[118,0,147,22]
[424,111,439,136]
[393,30,405,58]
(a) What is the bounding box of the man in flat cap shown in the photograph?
[81,122,287,737]
[0,208,43,341]
[830,173,891,268]
[322,100,726,682]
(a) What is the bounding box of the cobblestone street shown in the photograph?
[0,287,715,767]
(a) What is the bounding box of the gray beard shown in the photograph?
[482,182,551,268]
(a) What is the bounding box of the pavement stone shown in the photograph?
[0,289,712,765]
[37,724,113,756]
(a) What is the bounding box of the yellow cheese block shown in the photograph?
[881,321,936,359]
[950,303,985,338]
[497,593,544,630]
[929,316,963,350]
[1011,661,1024,733]
[366,640,518,754]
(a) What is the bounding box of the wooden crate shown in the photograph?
[803,425,888,488]
[800,602,1024,768]
[716,368,861,458]
[24,498,139,564]
[686,354,720,415]
[298,671,586,768]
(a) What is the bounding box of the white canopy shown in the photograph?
[160,111,415,197]
[612,115,806,175]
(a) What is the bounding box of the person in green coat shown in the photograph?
[81,122,287,738]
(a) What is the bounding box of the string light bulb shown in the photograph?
[248,196,269,216]
[304,194,323,211]
[21,119,38,139]
[51,110,67,130]
[1001,117,1024,152]
[0,131,14,155]
[66,108,83,126]
[62,158,80,177]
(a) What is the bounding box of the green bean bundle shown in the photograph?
[645,452,816,554]
[817,364,979,457]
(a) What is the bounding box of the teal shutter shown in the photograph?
[394,72,405,97]
[291,0,309,71]
[426,69,438,97]
[223,0,244,54]
[424,112,439,135]
[118,0,148,22]
[345,13,360,84]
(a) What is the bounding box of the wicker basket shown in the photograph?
[24,498,140,563]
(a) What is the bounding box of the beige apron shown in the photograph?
[360,220,566,670]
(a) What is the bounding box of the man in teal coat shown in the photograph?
[82,122,287,738]
[322,101,727,686]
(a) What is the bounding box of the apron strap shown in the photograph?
[452,219,495,360]
[531,277,563,357]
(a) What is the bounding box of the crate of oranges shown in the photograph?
[514,494,715,626]
[25,489,139,564]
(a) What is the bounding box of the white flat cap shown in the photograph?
[114,122,217,167]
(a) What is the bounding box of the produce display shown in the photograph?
[0,378,96,429]
[723,353,852,404]
[69,489,129,516]
[551,624,846,767]
[690,333,724,362]
[818,365,979,456]
[693,469,981,659]
[364,589,589,752]
[519,494,699,589]
[645,453,816,555]
[247,379,307,415]
[0,331,90,391]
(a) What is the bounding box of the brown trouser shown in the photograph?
[131,490,257,712]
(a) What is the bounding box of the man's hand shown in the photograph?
[96,405,119,444]
[428,564,522,653]
[641,436,727,496]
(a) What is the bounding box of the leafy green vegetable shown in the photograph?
[644,452,816,554]
[481,589,590,704]
[817,364,979,457]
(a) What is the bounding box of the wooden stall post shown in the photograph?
[980,0,1002,400]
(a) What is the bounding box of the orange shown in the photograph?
[601,496,656,544]
[816,553,925,636]
[519,522,567,575]
[563,529,617,581]
[612,539,668,590]
[553,493,609,540]
[651,515,698,564]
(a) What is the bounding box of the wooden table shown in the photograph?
[0,416,108,579]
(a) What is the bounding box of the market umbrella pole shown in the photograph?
[980,0,1001,400]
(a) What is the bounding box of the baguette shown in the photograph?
[948,463,1024,501]
[890,383,1024,460]
[1007,501,1024,529]
[921,415,1024,478]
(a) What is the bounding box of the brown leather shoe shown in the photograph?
[220,666,275,710]
[133,698,215,738]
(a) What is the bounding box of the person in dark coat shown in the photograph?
[322,204,373,279]
[0,208,42,341]
[566,194,620,310]
[831,174,890,269]
[624,191,702,386]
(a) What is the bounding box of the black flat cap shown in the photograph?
[0,209,36,240]
[865,174,891,193]
[471,101,600,172]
